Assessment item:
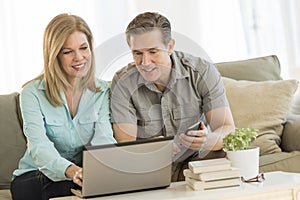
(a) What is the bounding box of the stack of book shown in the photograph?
[184,158,241,190]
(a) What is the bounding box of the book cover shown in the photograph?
[185,176,241,190]
[183,168,241,181]
[188,158,231,174]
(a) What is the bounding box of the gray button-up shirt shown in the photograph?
[111,51,228,140]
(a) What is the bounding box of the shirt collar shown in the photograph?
[37,78,93,105]
[169,51,190,82]
[37,78,46,90]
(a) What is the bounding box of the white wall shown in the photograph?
[0,0,299,93]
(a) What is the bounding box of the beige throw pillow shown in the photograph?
[222,77,298,155]
[216,55,282,81]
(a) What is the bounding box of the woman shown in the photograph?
[10,13,116,200]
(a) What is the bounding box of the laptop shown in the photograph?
[71,136,174,198]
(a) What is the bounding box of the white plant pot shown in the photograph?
[226,147,260,180]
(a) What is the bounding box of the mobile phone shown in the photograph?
[185,121,201,135]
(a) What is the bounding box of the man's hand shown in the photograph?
[173,142,181,156]
[179,121,208,150]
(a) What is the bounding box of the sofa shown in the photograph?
[1,55,300,199]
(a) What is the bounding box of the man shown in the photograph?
[110,12,235,181]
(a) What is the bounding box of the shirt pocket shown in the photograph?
[78,114,97,143]
[137,108,164,139]
[172,104,201,133]
[45,118,65,139]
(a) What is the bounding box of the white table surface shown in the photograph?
[51,171,300,200]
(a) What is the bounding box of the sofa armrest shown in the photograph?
[0,92,26,189]
[281,114,300,152]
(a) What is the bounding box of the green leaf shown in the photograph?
[223,127,258,151]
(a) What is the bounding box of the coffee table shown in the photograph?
[51,171,300,200]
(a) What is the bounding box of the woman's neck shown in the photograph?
[65,87,83,118]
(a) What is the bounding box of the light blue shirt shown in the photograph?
[13,78,116,181]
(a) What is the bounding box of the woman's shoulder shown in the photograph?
[95,78,110,91]
[22,78,45,94]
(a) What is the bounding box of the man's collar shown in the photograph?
[170,51,190,80]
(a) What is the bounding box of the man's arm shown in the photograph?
[113,123,137,142]
[204,106,235,150]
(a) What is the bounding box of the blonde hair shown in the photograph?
[24,13,99,106]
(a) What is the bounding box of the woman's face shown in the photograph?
[58,31,91,85]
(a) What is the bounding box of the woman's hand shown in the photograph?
[65,165,83,187]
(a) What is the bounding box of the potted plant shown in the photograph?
[223,127,259,180]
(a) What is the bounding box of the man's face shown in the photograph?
[129,29,174,85]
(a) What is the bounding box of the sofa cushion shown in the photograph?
[0,189,11,200]
[0,93,26,189]
[222,77,298,155]
[290,95,300,115]
[281,114,300,152]
[215,55,282,81]
[259,151,300,173]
